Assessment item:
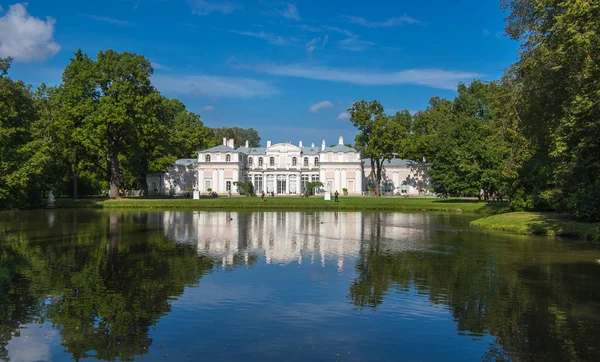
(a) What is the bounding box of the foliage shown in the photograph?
[348,101,411,197]
[497,0,600,220]
[304,181,324,197]
[212,127,261,147]
[234,181,254,196]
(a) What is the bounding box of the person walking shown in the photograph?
[261,192,265,202]
[334,190,339,202]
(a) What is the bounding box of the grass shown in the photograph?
[54,196,509,215]
[470,212,600,240]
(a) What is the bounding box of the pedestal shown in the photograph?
[193,191,200,200]
[324,192,331,201]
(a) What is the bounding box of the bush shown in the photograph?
[509,188,535,211]
[569,179,600,222]
[342,188,348,196]
[207,188,212,193]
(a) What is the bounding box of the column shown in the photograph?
[212,169,217,191]
[198,169,204,190]
[342,168,347,192]
[219,168,225,192]
[355,168,362,193]
[335,169,340,192]
[286,174,289,194]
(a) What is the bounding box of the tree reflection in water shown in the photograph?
[1,210,599,361]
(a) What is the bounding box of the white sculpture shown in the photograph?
[47,191,55,209]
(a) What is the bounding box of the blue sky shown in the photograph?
[1,0,518,146]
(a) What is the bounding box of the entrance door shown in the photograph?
[347,180,354,193]
[277,175,286,194]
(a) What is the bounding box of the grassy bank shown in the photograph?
[470,212,600,240]
[55,196,509,215]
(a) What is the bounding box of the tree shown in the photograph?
[0,57,40,208]
[499,0,600,220]
[409,96,453,162]
[304,181,324,197]
[428,81,504,199]
[61,50,157,198]
[234,181,254,196]
[348,101,411,197]
[212,127,261,147]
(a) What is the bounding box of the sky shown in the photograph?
[1,0,518,146]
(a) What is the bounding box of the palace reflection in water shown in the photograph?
[1,210,599,362]
[159,211,433,269]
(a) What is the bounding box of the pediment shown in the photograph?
[266,143,301,154]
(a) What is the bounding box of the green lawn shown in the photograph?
[470,212,600,240]
[55,196,509,215]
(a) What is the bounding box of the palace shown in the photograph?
[147,136,431,196]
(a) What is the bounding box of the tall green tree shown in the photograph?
[429,81,504,198]
[348,100,411,196]
[500,0,600,220]
[61,49,157,198]
[0,57,40,208]
[409,96,453,162]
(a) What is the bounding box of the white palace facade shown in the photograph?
[147,137,431,196]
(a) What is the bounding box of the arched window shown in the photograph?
[292,157,297,166]
[303,157,309,166]
[258,157,263,166]
[314,157,319,166]
[248,157,253,166]
[226,154,231,162]
[269,157,275,166]
[205,154,211,162]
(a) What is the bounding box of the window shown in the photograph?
[292,157,297,166]
[314,157,319,166]
[303,157,309,166]
[226,154,231,162]
[205,179,211,191]
[249,157,253,166]
[205,154,211,162]
[254,175,263,193]
[226,181,232,191]
[328,154,333,162]
[269,157,275,166]
[348,154,353,162]
[151,182,157,192]
[258,157,263,166]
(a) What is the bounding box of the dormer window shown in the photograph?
[249,157,253,166]
[269,157,275,166]
[314,157,319,166]
[258,157,263,166]
[304,157,308,166]
[226,154,231,162]
[205,154,211,162]
[292,157,297,166]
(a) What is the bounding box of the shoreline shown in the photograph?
[470,212,600,241]
[51,196,508,215]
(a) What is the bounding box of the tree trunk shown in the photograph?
[372,158,382,197]
[108,147,122,199]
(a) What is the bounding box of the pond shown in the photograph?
[1,210,599,361]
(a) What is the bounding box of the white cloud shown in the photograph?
[187,0,241,15]
[151,62,171,71]
[202,105,215,111]
[342,15,419,27]
[338,37,375,52]
[0,3,60,62]
[257,64,482,90]
[280,3,300,21]
[337,111,350,121]
[229,30,287,45]
[310,100,333,113]
[322,34,329,47]
[323,25,354,37]
[80,14,134,26]
[153,74,279,98]
[306,37,320,55]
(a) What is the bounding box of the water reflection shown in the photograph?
[0,210,599,361]
[161,211,434,269]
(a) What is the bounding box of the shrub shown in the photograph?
[342,188,348,196]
